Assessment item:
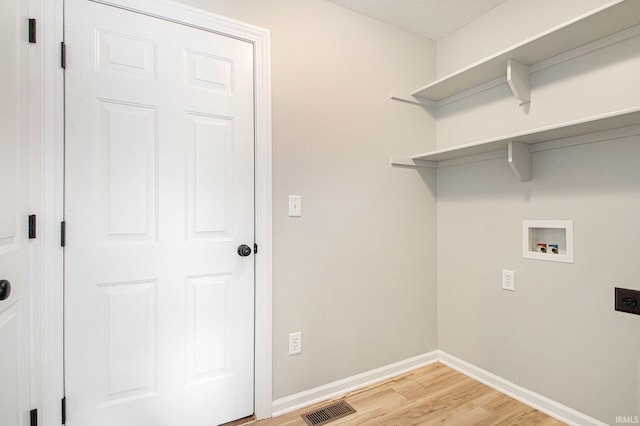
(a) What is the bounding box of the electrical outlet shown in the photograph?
[502,269,515,291]
[288,332,302,355]
[615,287,640,315]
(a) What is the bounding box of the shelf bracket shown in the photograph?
[508,142,531,181]
[390,156,436,169]
[507,59,530,105]
[389,91,436,108]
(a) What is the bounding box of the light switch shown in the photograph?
[289,195,301,217]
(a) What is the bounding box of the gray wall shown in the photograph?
[174,0,439,399]
[436,0,640,423]
[437,134,640,423]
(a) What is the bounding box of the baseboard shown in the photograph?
[438,351,608,426]
[271,350,607,425]
[271,351,439,417]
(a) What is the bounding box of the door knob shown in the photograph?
[0,280,11,301]
[237,244,252,257]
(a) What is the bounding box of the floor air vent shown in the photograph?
[301,400,356,426]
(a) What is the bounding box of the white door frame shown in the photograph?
[40,0,272,423]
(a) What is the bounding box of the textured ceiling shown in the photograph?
[326,0,508,40]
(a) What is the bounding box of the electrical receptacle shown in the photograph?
[615,287,640,315]
[502,269,515,291]
[288,332,302,355]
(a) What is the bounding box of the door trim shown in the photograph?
[41,0,273,422]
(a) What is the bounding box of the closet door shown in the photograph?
[64,0,256,424]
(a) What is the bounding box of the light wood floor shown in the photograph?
[249,363,565,425]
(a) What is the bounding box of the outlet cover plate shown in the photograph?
[502,269,515,291]
[615,287,640,315]
[288,331,302,355]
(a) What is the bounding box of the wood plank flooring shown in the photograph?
[249,363,565,425]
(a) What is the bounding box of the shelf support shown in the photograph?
[507,59,530,105]
[390,156,436,169]
[389,91,436,108]
[508,142,532,181]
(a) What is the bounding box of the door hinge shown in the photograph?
[60,42,66,69]
[60,221,66,247]
[28,19,36,43]
[254,243,258,254]
[30,408,37,426]
[61,396,66,425]
[28,215,36,239]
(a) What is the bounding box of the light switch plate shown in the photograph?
[289,195,301,217]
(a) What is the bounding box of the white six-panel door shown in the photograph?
[64,0,255,424]
[0,0,32,424]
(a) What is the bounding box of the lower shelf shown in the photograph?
[391,106,640,181]
[412,107,640,162]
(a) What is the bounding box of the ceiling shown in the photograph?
[326,0,508,40]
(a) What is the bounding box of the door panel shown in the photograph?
[64,1,255,424]
[0,0,32,424]
[98,99,157,242]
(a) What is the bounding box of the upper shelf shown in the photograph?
[411,0,640,102]
[410,107,640,162]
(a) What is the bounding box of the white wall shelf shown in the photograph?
[391,0,640,180]
[390,107,640,179]
[411,0,640,102]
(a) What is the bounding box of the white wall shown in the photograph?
[436,1,640,423]
[174,0,438,400]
